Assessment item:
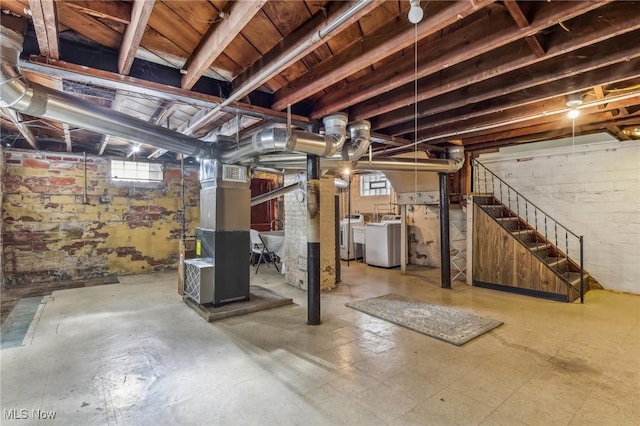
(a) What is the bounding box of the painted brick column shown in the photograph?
[283,173,337,291]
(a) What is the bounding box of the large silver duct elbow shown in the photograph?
[0,25,214,158]
[344,120,371,161]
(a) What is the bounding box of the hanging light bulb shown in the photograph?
[566,93,583,119]
[567,108,580,119]
[408,0,423,24]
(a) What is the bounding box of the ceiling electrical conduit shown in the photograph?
[182,0,376,135]
[0,26,215,159]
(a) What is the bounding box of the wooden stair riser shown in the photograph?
[475,198,589,302]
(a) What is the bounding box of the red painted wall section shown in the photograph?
[1,149,201,288]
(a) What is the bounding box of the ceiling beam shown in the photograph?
[28,0,59,59]
[118,0,155,75]
[327,0,616,121]
[64,0,132,24]
[21,57,310,127]
[0,107,38,149]
[503,0,545,57]
[232,0,384,90]
[594,85,607,110]
[418,94,640,144]
[374,29,640,133]
[271,0,495,111]
[181,1,266,90]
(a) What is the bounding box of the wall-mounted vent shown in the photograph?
[222,164,247,182]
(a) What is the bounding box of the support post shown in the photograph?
[335,194,341,283]
[307,154,321,325]
[400,204,407,275]
[439,172,451,289]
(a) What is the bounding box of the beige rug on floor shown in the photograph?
[346,293,503,346]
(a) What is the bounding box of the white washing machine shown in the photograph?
[365,216,402,267]
[340,214,364,260]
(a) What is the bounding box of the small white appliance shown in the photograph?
[365,215,403,267]
[340,214,364,260]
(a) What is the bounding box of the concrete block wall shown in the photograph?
[1,149,200,288]
[479,139,640,294]
[283,173,337,291]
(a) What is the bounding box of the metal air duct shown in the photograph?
[0,25,214,158]
[221,113,348,163]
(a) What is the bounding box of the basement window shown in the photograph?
[360,173,390,197]
[111,160,163,182]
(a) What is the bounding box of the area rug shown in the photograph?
[346,293,502,346]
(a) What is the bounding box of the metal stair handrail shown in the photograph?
[472,158,585,303]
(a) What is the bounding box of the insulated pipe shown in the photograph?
[0,26,214,159]
[182,0,375,134]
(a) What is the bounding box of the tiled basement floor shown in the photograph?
[1,263,638,425]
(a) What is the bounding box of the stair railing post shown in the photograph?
[565,230,569,275]
[580,235,584,304]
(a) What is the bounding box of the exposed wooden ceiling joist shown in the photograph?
[0,107,38,149]
[271,0,494,111]
[118,0,155,75]
[346,0,616,123]
[375,32,640,134]
[21,57,310,127]
[181,1,267,90]
[503,0,546,57]
[28,0,59,59]
[232,0,384,91]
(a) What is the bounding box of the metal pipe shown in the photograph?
[307,154,321,325]
[580,235,584,304]
[221,113,348,163]
[439,171,451,289]
[0,25,215,159]
[250,181,301,206]
[83,151,88,205]
[182,0,375,134]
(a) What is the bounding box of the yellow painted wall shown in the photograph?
[1,149,200,287]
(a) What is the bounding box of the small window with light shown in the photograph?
[111,160,163,182]
[360,173,390,196]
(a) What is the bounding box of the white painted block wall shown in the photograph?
[479,139,640,294]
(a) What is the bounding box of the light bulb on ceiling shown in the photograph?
[343,167,351,176]
[567,108,580,119]
[132,145,140,153]
[566,93,583,119]
[408,0,423,24]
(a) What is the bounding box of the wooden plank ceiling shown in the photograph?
[0,0,639,158]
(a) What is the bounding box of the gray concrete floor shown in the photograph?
[1,263,638,425]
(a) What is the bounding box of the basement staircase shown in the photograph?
[472,159,590,303]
